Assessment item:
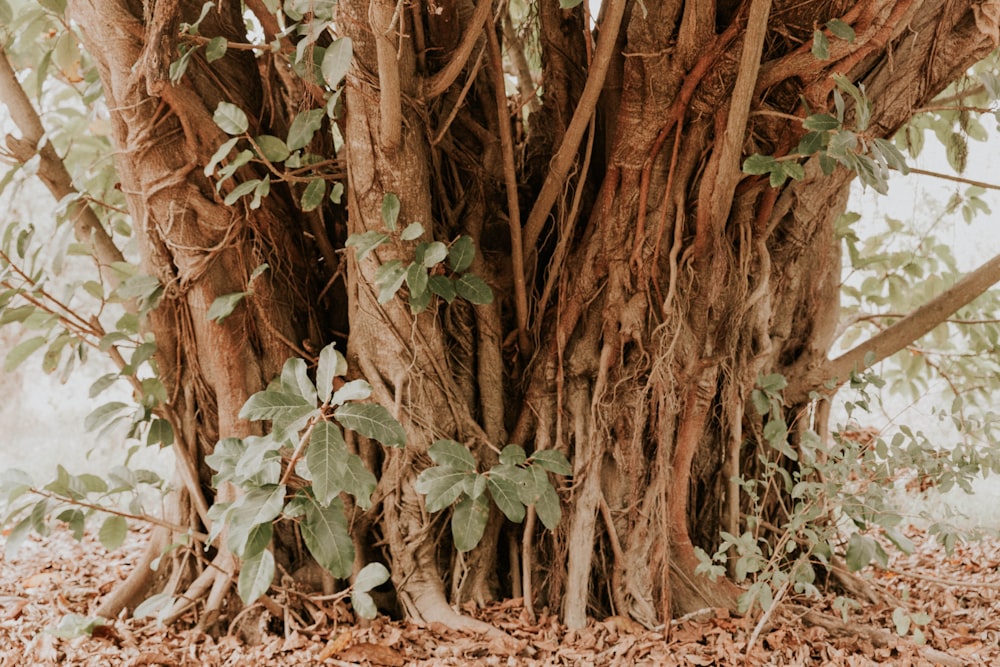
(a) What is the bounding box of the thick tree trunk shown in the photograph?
[65,0,996,633]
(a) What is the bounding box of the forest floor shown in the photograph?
[0,524,998,666]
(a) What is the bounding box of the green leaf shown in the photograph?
[345,230,390,261]
[224,179,261,206]
[330,182,344,204]
[534,481,561,530]
[204,137,239,176]
[298,494,354,578]
[342,454,377,509]
[307,421,348,506]
[381,193,401,231]
[452,493,490,552]
[84,401,128,432]
[213,101,249,135]
[281,357,317,403]
[207,291,250,322]
[454,274,493,304]
[321,36,352,88]
[334,403,406,447]
[742,154,779,175]
[206,36,228,62]
[428,439,477,471]
[409,287,431,314]
[238,549,275,604]
[353,562,389,593]
[315,342,347,402]
[845,533,876,571]
[255,134,290,162]
[802,113,841,131]
[414,466,467,512]
[400,222,424,241]
[559,0,583,7]
[330,379,372,406]
[826,18,855,42]
[301,178,326,211]
[499,445,527,466]
[98,515,128,551]
[428,275,456,303]
[286,108,325,151]
[530,450,572,476]
[50,614,106,639]
[797,131,826,156]
[374,260,407,303]
[239,389,314,422]
[812,30,829,60]
[421,241,448,268]
[405,262,429,298]
[447,236,475,272]
[4,335,46,371]
[892,607,910,636]
[351,590,377,619]
[147,418,174,446]
[487,475,525,522]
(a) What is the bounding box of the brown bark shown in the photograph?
[42,0,1000,634]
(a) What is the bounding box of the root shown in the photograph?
[96,526,169,619]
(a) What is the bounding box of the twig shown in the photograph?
[906,166,1000,192]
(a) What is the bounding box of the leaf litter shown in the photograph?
[1,524,998,666]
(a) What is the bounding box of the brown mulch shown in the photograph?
[1,525,999,666]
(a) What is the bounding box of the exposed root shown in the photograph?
[96,526,168,619]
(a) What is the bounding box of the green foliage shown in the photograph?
[743,76,908,193]
[414,442,570,552]
[205,342,405,614]
[345,193,493,313]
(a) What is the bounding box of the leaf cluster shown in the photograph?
[414,442,571,552]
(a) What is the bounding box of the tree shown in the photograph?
[2,0,1000,638]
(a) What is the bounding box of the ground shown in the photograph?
[1,524,998,666]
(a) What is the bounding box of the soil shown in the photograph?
[1,524,998,666]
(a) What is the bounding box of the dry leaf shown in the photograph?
[337,642,405,666]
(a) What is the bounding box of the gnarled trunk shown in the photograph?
[65,0,995,632]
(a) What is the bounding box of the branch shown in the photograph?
[906,166,1000,192]
[0,47,127,289]
[788,250,1000,402]
[521,0,626,255]
[486,27,530,357]
[371,0,402,150]
[704,0,773,239]
[424,0,492,99]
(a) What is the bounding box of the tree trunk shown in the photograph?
[65,0,996,632]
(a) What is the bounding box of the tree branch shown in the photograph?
[371,0,402,150]
[788,250,1000,402]
[486,27,530,357]
[0,47,127,289]
[424,0,492,99]
[521,0,626,256]
[906,166,1000,192]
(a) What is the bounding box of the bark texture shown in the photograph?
[63,0,997,630]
